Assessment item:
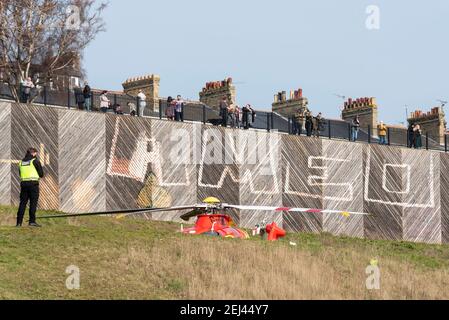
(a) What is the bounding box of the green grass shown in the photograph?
[1,206,448,300]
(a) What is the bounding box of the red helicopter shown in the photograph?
[38,197,370,241]
[179,197,250,239]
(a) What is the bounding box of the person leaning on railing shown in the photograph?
[127,102,137,116]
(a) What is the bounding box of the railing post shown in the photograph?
[328,120,331,139]
[43,86,47,106]
[266,113,270,132]
[136,96,140,117]
[444,134,447,152]
[387,128,391,146]
[181,103,185,122]
[91,91,95,111]
[202,104,206,124]
[406,128,410,147]
[271,113,274,131]
[67,87,71,109]
[368,125,371,144]
[288,117,291,134]
[348,123,351,141]
[426,132,429,150]
[159,99,163,119]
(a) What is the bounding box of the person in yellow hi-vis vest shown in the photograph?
[16,148,44,227]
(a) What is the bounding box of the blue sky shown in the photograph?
[84,0,449,124]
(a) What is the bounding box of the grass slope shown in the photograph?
[0,206,448,300]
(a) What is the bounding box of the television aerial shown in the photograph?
[334,93,346,101]
[334,94,347,111]
[437,99,448,108]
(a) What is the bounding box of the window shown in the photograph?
[69,76,80,89]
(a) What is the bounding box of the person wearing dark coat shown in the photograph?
[351,116,361,142]
[242,104,251,130]
[305,112,314,137]
[407,123,415,148]
[219,97,229,127]
[83,82,92,111]
[313,113,324,138]
[16,148,44,227]
[74,86,85,109]
[413,125,423,149]
[251,108,256,123]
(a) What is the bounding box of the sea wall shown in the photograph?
[0,102,447,244]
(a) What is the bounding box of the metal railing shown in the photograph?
[1,83,448,153]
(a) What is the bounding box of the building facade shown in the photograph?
[122,74,161,112]
[341,97,378,134]
[272,88,309,118]
[199,78,236,112]
[408,107,447,145]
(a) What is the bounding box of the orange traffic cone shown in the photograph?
[265,222,286,241]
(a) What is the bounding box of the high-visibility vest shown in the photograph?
[19,159,40,182]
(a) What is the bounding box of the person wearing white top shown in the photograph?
[137,90,147,117]
[99,91,110,113]
[175,95,184,122]
[21,77,35,103]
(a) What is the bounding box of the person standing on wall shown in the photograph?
[227,101,236,128]
[313,112,324,138]
[292,110,301,135]
[127,102,137,116]
[234,105,241,128]
[21,77,35,103]
[242,104,251,130]
[219,97,228,127]
[351,115,360,142]
[74,85,85,109]
[407,123,415,148]
[305,112,314,137]
[377,121,388,145]
[251,106,256,125]
[175,95,184,122]
[165,96,175,120]
[16,148,44,227]
[297,109,305,135]
[99,90,110,113]
[137,90,147,117]
[413,124,423,149]
[83,82,92,112]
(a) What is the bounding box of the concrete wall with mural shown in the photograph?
[1,102,448,244]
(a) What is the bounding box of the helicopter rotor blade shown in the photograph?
[37,205,202,220]
[224,205,371,216]
[180,208,207,221]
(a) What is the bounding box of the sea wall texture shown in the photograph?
[0,102,447,244]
